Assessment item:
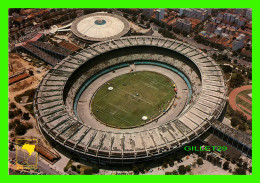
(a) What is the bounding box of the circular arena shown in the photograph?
[34,36,227,164]
[71,12,130,44]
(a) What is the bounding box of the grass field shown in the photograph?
[236,89,252,116]
[91,71,176,128]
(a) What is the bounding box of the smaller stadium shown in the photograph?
[71,12,130,44]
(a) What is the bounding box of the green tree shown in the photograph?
[223,161,229,170]
[233,167,246,175]
[230,72,245,88]
[132,165,139,175]
[169,159,174,167]
[197,158,204,165]
[9,111,15,119]
[71,165,76,171]
[23,113,30,120]
[165,172,172,175]
[10,102,16,109]
[92,165,99,174]
[178,165,186,175]
[172,170,178,175]
[14,119,21,125]
[84,168,93,175]
[15,124,27,135]
[185,165,191,172]
[238,123,246,131]
[162,161,168,168]
[231,117,241,127]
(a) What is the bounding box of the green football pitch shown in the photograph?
[91,71,176,128]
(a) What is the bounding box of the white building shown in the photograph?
[246,9,252,20]
[232,34,245,51]
[214,27,223,35]
[155,9,165,21]
[175,19,192,33]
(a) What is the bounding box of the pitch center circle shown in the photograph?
[90,71,176,129]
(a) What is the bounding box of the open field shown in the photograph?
[235,89,252,117]
[238,89,252,102]
[91,71,175,128]
[229,85,252,120]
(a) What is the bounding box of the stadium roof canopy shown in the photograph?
[71,12,130,42]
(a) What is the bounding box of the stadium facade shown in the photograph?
[34,36,227,164]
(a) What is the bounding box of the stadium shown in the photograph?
[33,36,227,165]
[71,12,130,44]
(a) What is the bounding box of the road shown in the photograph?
[9,151,60,175]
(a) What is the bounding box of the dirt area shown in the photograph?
[9,57,25,77]
[190,160,232,175]
[129,21,151,34]
[8,53,51,148]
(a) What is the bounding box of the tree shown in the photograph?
[221,65,233,73]
[18,109,22,115]
[172,170,178,175]
[234,59,238,64]
[9,121,16,130]
[29,70,34,76]
[225,154,231,161]
[162,161,168,168]
[197,158,204,165]
[212,157,217,166]
[84,168,93,175]
[71,165,76,171]
[14,119,21,125]
[231,117,240,127]
[185,165,191,172]
[132,165,139,175]
[9,111,15,119]
[242,162,248,170]
[76,169,81,174]
[169,159,174,167]
[247,71,252,80]
[15,124,27,135]
[223,161,229,170]
[9,143,15,151]
[230,72,245,88]
[132,16,137,22]
[23,113,30,120]
[233,167,246,175]
[64,167,68,172]
[77,165,81,169]
[238,123,246,131]
[138,164,145,173]
[178,165,186,175]
[249,166,252,173]
[92,165,99,174]
[10,102,16,109]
